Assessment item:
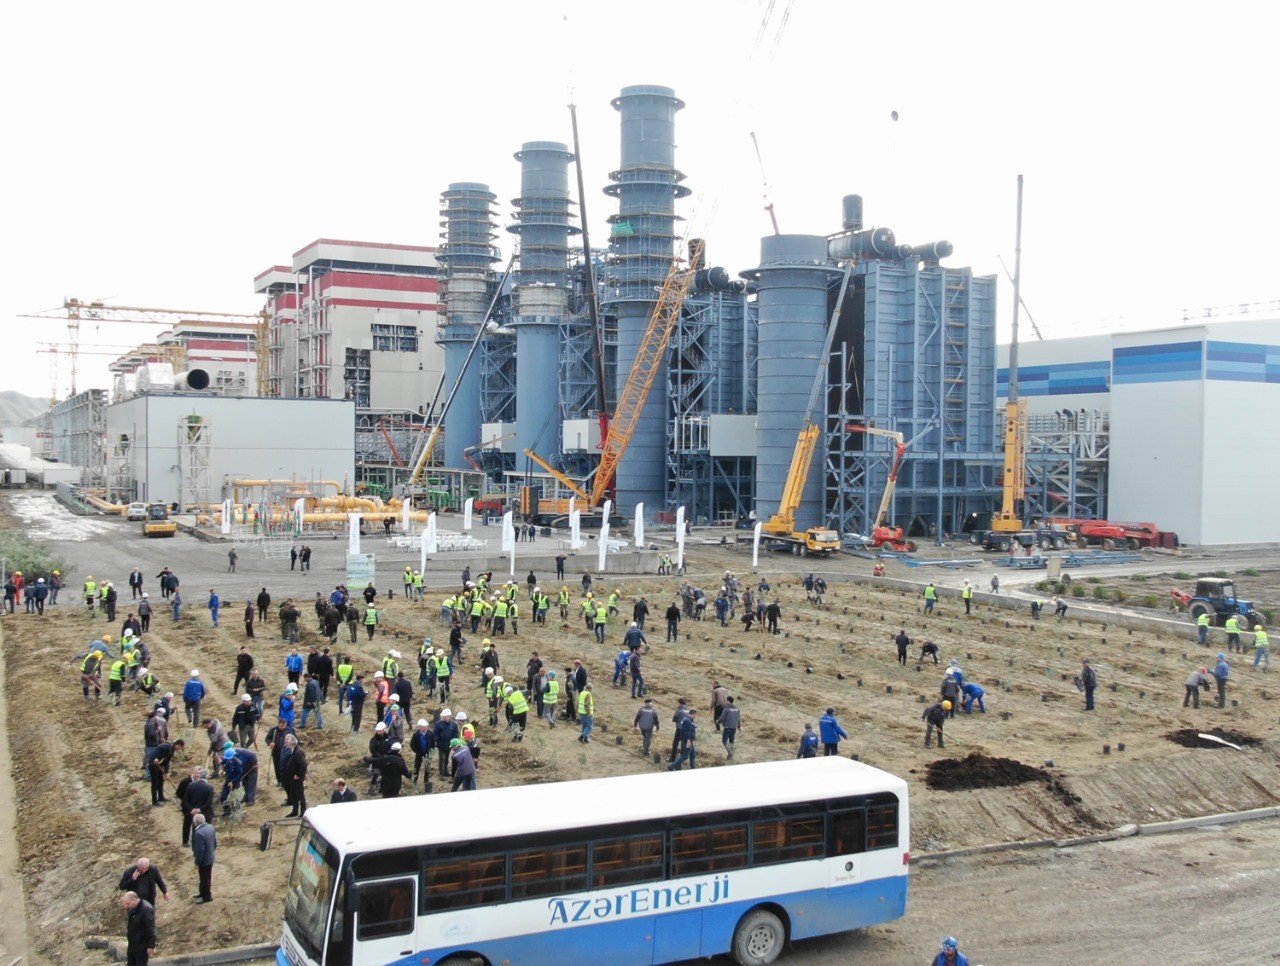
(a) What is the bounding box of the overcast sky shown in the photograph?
[5,1,1277,401]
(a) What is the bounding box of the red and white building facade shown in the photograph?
[255,239,444,411]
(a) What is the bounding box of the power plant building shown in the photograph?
[998,318,1280,545]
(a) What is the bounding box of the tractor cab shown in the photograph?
[1195,578,1238,603]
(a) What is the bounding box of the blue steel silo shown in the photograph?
[603,84,690,517]
[437,182,498,469]
[508,142,576,461]
[744,234,842,532]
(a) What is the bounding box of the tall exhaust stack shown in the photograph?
[509,142,576,461]
[436,182,498,469]
[603,84,690,516]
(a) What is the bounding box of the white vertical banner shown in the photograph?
[752,521,763,568]
[570,509,582,550]
[676,506,687,568]
[419,524,429,573]
[602,499,613,526]
[634,502,645,548]
[293,498,305,533]
[598,516,611,572]
[221,498,233,535]
[425,512,438,554]
[348,512,361,555]
[502,510,517,577]
[568,496,576,520]
[463,497,474,532]
[401,497,412,533]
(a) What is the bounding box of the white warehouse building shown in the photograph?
[999,318,1280,546]
[105,393,355,507]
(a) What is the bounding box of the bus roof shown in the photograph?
[305,758,907,855]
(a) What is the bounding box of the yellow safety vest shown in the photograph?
[365,607,379,625]
[434,655,451,677]
[84,581,97,597]
[1256,630,1270,649]
[108,660,126,682]
[506,690,529,715]
[577,690,593,715]
[545,680,559,702]
[494,600,509,618]
[1197,613,1211,627]
[595,606,608,624]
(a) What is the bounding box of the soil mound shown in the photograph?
[1165,728,1262,749]
[926,753,1050,791]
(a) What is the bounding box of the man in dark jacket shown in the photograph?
[409,719,435,789]
[315,649,335,702]
[329,778,357,803]
[119,857,169,906]
[665,601,681,642]
[370,743,412,797]
[233,647,254,695]
[923,701,949,748]
[282,735,308,817]
[256,588,271,622]
[393,672,414,721]
[181,769,215,830]
[190,814,216,903]
[121,890,157,963]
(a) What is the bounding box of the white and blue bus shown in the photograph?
[278,757,908,966]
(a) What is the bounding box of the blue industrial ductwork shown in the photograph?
[603,84,690,517]
[437,182,498,468]
[509,142,577,460]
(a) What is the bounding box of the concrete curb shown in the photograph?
[913,809,1280,864]
[89,938,278,964]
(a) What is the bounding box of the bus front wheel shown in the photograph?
[437,955,487,966]
[732,908,786,965]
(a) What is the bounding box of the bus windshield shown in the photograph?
[285,824,338,959]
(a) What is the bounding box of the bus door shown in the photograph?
[351,876,418,965]
[828,807,866,890]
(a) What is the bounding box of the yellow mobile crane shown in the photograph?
[757,263,853,556]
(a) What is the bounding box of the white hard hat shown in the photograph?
[417,719,428,727]
[631,621,638,627]
[456,712,467,722]
[139,667,149,675]
[241,694,251,701]
[374,722,387,731]
[485,667,495,676]
[440,708,453,717]
[190,670,200,677]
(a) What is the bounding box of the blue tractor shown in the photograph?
[1172,578,1261,629]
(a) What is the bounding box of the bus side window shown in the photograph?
[511,845,588,900]
[593,834,664,889]
[865,801,899,851]
[829,809,866,857]
[357,881,414,940]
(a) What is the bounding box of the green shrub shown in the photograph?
[1211,570,1229,578]
[1129,573,1147,583]
[1034,580,1052,592]
[1142,595,1159,609]
[1111,589,1128,603]
[1086,576,1103,585]
[0,530,68,580]
[1092,585,1108,600]
[1072,585,1087,598]
[1173,571,1194,580]
[1243,568,1259,577]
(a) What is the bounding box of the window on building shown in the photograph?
[371,324,418,353]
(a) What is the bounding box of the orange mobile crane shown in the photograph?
[521,240,704,525]
[847,425,917,552]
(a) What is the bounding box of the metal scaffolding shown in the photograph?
[177,413,212,510]
[1025,410,1110,521]
[49,389,107,487]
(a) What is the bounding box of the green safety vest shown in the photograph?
[545,680,559,702]
[139,673,158,690]
[125,650,140,668]
[336,663,354,684]
[1225,617,1240,633]
[434,655,451,677]
[595,606,608,624]
[925,587,938,600]
[538,594,549,611]
[509,603,519,620]
[494,601,509,618]
[608,594,619,609]
[1196,613,1211,627]
[559,591,570,605]
[413,573,424,588]
[1256,630,1270,649]
[506,586,517,602]
[577,690,593,715]
[486,679,500,700]
[382,658,398,677]
[108,660,126,682]
[84,581,97,597]
[582,600,594,615]
[365,608,379,625]
[470,600,485,616]
[505,690,529,715]
[404,569,413,584]
[81,655,100,674]
[962,585,973,599]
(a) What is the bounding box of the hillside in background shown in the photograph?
[0,391,48,426]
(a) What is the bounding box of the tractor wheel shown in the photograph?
[1052,536,1067,550]
[904,541,918,553]
[1237,613,1255,631]
[968,532,981,545]
[1188,603,1211,623]
[996,537,1011,552]
[1039,537,1052,550]
[1101,538,1116,551]
[1075,534,1088,549]
[1127,538,1141,550]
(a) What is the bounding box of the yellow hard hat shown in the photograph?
[942,700,952,710]
[103,635,113,643]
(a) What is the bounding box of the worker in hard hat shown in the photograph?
[930,936,970,966]
[923,700,950,748]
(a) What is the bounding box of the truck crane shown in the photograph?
[521,240,704,526]
[847,425,917,552]
[756,264,853,557]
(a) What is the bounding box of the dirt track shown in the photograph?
[6,496,1280,962]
